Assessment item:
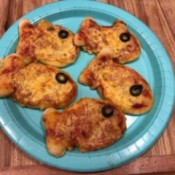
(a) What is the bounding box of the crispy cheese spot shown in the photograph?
[132,103,146,109]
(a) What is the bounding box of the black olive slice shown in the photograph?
[119,32,130,42]
[55,72,68,84]
[130,84,143,96]
[58,30,69,39]
[102,105,114,117]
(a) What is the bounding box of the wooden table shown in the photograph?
[0,0,175,174]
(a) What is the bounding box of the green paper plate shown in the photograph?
[0,0,174,172]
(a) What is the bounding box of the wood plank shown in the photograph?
[6,0,57,28]
[143,0,175,68]
[0,156,175,175]
[0,0,175,174]
[150,108,175,156]
[0,130,37,168]
[0,0,10,36]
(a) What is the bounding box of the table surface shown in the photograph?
[0,0,175,175]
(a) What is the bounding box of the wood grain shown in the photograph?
[0,0,175,174]
[5,0,57,28]
[0,0,10,36]
[1,156,175,175]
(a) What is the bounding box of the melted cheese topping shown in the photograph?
[17,19,79,67]
[98,65,153,114]
[43,98,126,156]
[0,54,25,97]
[74,17,140,64]
[79,51,153,115]
[12,63,77,109]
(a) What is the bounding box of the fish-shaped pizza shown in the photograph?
[42,98,126,157]
[16,19,79,67]
[74,17,140,64]
[0,54,77,110]
[79,49,153,115]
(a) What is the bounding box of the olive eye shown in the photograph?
[55,72,68,84]
[119,32,130,42]
[58,30,69,39]
[102,105,114,117]
[130,84,143,96]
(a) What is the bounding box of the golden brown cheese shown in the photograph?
[12,63,77,109]
[16,19,79,67]
[0,54,77,109]
[79,49,153,115]
[74,17,141,64]
[0,54,25,97]
[42,98,126,157]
